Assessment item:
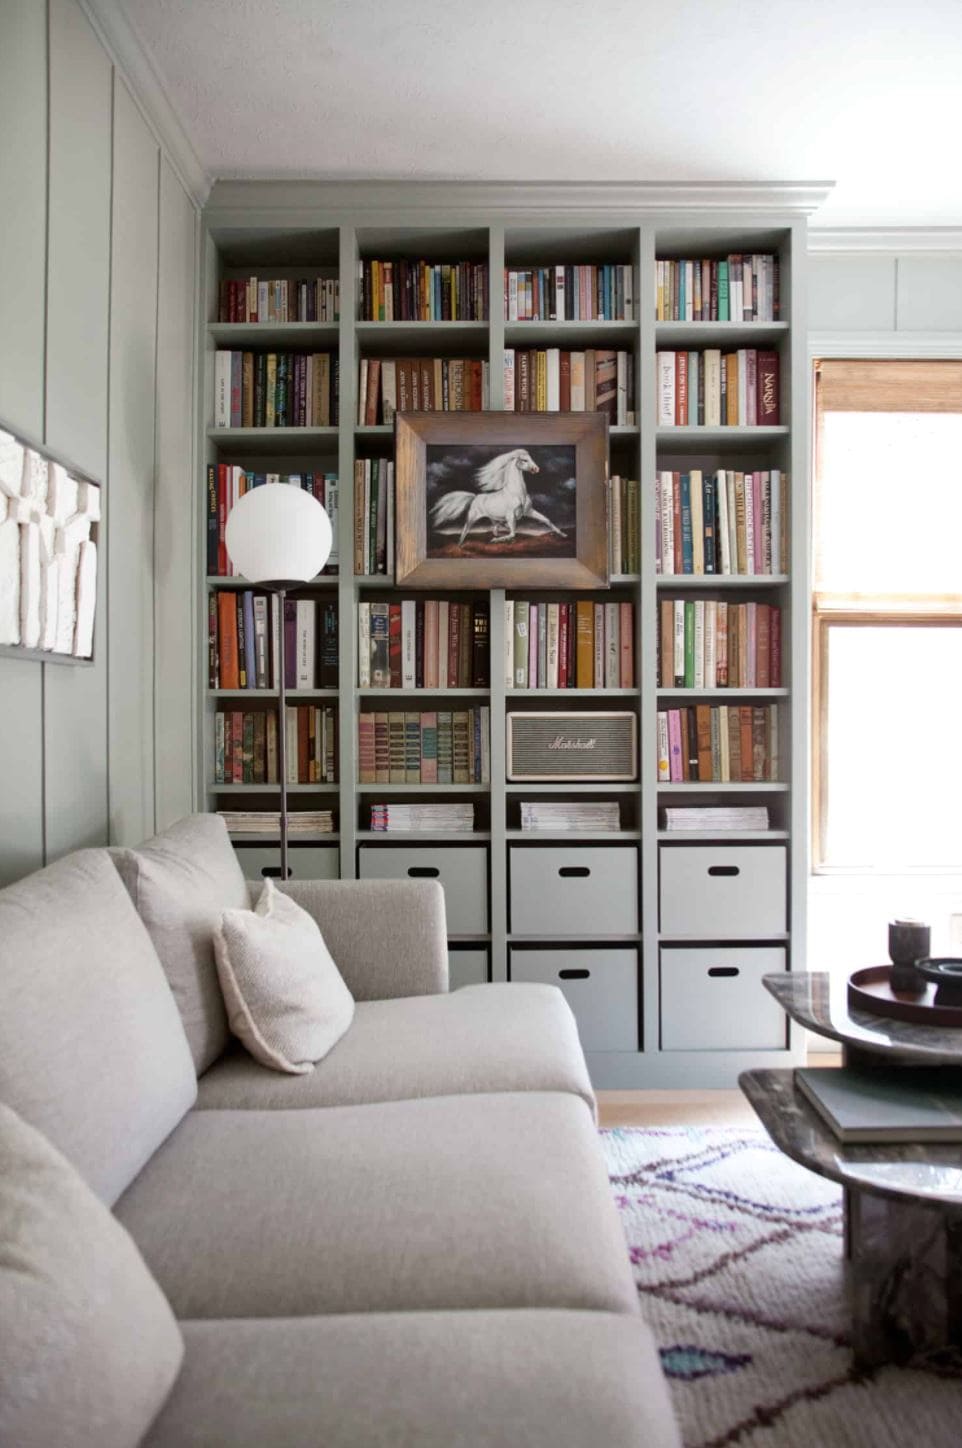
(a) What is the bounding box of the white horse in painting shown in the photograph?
[430,448,566,547]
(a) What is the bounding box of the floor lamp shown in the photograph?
[225,484,333,881]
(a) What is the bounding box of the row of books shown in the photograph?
[504,265,634,321]
[503,349,635,424]
[519,802,621,833]
[210,593,338,691]
[206,469,339,577]
[656,349,779,426]
[213,351,339,429]
[218,810,336,836]
[368,803,475,833]
[357,357,490,424]
[654,255,779,323]
[659,806,771,831]
[213,706,338,785]
[504,600,635,690]
[217,276,339,324]
[358,709,491,784]
[359,259,488,321]
[353,458,395,575]
[609,476,640,575]
[357,601,490,689]
[656,705,779,783]
[658,600,781,690]
[655,469,787,576]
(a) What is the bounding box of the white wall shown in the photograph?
[0,0,198,885]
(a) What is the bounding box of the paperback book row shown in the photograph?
[656,469,787,576]
[218,276,339,324]
[210,593,338,691]
[357,601,490,689]
[657,705,780,783]
[207,468,339,577]
[520,802,621,833]
[656,348,779,426]
[367,802,475,833]
[505,599,635,690]
[357,357,489,424]
[358,709,491,785]
[218,810,336,837]
[658,600,781,689]
[655,254,779,323]
[503,348,635,424]
[213,706,338,785]
[504,264,634,321]
[213,351,339,428]
[359,259,488,321]
[609,476,640,575]
[660,805,771,831]
[353,458,394,575]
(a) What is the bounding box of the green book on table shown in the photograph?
[794,1067,962,1144]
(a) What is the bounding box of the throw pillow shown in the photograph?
[0,1102,183,1448]
[214,879,355,1074]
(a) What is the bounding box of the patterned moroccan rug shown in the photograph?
[602,1126,962,1447]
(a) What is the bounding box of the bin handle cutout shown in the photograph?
[707,966,740,978]
[559,866,591,878]
[407,866,441,878]
[559,968,590,980]
[707,865,740,877]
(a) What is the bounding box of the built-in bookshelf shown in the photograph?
[198,187,815,1087]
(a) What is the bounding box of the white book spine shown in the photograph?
[381,360,397,424]
[770,468,781,574]
[296,600,315,688]
[592,604,604,689]
[704,599,717,689]
[503,350,515,412]
[656,352,675,425]
[325,477,338,569]
[657,711,670,782]
[503,599,514,686]
[546,602,559,689]
[437,600,449,687]
[214,352,230,428]
[717,469,731,574]
[744,470,756,573]
[693,599,705,689]
[704,350,721,428]
[610,476,622,577]
[508,272,518,321]
[546,349,560,411]
[357,359,368,426]
[358,602,370,687]
[673,600,685,684]
[604,602,619,688]
[726,472,739,575]
[660,471,674,575]
[401,599,416,688]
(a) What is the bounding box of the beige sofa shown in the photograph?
[0,814,679,1447]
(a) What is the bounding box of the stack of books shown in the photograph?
[358,601,489,689]
[504,264,634,321]
[218,810,336,836]
[655,349,779,426]
[214,706,337,786]
[520,801,621,833]
[657,705,779,784]
[213,351,338,428]
[358,709,490,785]
[505,600,634,690]
[218,276,339,323]
[353,458,394,575]
[658,600,781,689]
[358,357,489,424]
[609,476,640,575]
[655,254,778,322]
[503,348,634,423]
[359,259,488,321]
[660,806,770,832]
[207,468,338,577]
[368,803,474,833]
[209,594,337,691]
[656,469,786,576]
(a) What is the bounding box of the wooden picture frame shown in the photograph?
[394,411,609,589]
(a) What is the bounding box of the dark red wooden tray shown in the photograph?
[848,965,962,1027]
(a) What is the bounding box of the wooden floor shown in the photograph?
[596,1089,760,1129]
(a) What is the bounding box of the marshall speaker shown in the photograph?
[506,712,638,782]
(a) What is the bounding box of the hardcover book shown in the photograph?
[795,1067,962,1144]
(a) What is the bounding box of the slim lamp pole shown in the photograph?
[275,585,289,882]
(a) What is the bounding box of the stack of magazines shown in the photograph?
[369,803,474,833]
[218,810,335,836]
[520,802,621,833]
[660,806,769,831]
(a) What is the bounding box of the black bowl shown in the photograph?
[914,958,962,1005]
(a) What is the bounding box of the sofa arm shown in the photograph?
[278,879,449,1000]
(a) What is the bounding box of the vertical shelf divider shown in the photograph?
[637,222,660,1056]
[489,586,508,983]
[338,223,359,876]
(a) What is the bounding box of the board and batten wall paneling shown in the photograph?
[154,157,197,830]
[107,78,159,846]
[0,0,47,440]
[45,0,111,480]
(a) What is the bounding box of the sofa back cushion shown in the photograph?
[113,814,251,1074]
[0,849,196,1205]
[0,1102,184,1448]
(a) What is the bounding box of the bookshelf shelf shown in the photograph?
[199,191,808,1090]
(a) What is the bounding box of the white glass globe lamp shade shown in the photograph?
[224,484,332,586]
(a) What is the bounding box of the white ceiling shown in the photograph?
[115,0,962,225]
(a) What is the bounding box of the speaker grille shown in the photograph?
[506,713,638,781]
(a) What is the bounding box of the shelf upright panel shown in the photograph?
[488,587,508,983]
[637,222,660,1057]
[338,223,360,876]
[786,214,809,1020]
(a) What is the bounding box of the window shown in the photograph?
[813,360,962,871]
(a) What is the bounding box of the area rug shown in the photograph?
[602,1125,962,1447]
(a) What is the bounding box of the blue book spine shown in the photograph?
[703,473,716,574]
[680,473,693,574]
[242,591,256,691]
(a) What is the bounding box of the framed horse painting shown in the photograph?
[393,411,609,588]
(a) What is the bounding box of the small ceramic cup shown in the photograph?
[888,919,931,993]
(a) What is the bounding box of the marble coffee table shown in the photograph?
[740,971,962,1367]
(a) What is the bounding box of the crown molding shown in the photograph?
[809,227,962,253]
[204,178,834,221]
[810,331,962,358]
[77,0,210,206]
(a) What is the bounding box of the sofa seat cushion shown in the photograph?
[196,983,595,1114]
[144,1310,680,1448]
[116,1093,637,1320]
[0,849,196,1205]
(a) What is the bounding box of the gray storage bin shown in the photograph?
[660,945,787,1050]
[509,948,638,1051]
[659,844,786,937]
[234,844,339,882]
[358,845,488,935]
[509,846,638,936]
[448,947,489,991]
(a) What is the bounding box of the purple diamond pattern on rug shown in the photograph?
[602,1125,962,1448]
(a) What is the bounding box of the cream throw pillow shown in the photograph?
[214,880,355,1073]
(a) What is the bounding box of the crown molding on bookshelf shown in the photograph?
[77,0,211,206]
[204,179,834,221]
[808,227,962,253]
[811,332,962,359]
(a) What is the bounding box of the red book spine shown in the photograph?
[757,350,779,423]
[559,351,571,412]
[388,603,402,688]
[769,607,781,687]
[448,603,461,687]
[558,604,569,687]
[675,351,688,425]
